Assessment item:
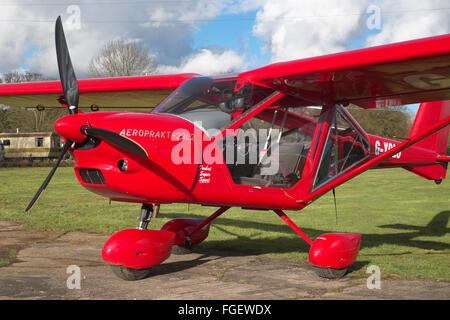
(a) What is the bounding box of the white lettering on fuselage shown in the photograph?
[120,129,171,139]
[198,165,212,184]
[374,140,401,159]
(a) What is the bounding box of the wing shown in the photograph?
[239,34,450,108]
[0,73,199,111]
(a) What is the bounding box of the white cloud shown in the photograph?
[252,0,450,64]
[0,0,245,78]
[25,22,105,79]
[252,0,368,62]
[0,0,448,79]
[157,49,246,75]
[0,1,138,78]
[0,3,40,74]
[143,0,231,28]
[366,0,450,46]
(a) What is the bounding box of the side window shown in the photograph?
[223,106,323,188]
[314,107,370,189]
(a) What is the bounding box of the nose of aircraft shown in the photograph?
[54,113,90,143]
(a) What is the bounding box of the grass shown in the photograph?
[0,166,449,280]
[0,249,17,267]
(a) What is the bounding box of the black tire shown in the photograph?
[313,266,347,279]
[171,242,195,255]
[110,265,152,281]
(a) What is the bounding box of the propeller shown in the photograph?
[54,15,147,159]
[25,16,78,212]
[26,17,148,212]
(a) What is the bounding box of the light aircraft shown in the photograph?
[0,17,449,280]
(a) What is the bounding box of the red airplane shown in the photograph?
[1,17,450,280]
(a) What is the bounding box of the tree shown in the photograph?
[347,105,413,140]
[89,39,156,78]
[0,71,66,133]
[1,71,44,84]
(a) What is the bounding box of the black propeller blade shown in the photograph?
[55,16,79,114]
[82,126,149,159]
[25,139,72,212]
[26,17,80,212]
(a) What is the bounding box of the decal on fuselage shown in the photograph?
[374,140,401,159]
[198,165,212,184]
[120,129,172,139]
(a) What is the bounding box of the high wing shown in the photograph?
[239,34,450,108]
[2,34,450,111]
[0,73,199,111]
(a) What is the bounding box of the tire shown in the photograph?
[171,242,195,255]
[110,265,152,281]
[313,266,347,279]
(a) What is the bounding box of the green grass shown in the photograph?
[0,167,449,280]
[0,249,17,267]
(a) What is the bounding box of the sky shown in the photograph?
[0,0,449,113]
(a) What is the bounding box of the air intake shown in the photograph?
[78,168,106,185]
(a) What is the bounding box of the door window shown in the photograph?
[222,106,324,188]
[314,107,370,189]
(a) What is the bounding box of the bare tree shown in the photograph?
[1,71,44,83]
[89,39,156,77]
[0,71,49,132]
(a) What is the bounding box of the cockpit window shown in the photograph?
[313,106,370,189]
[153,77,214,115]
[222,105,324,189]
[153,77,250,132]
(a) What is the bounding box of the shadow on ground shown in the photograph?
[161,210,450,255]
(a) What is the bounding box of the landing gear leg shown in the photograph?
[152,204,160,218]
[273,209,360,279]
[138,204,153,230]
[162,206,230,255]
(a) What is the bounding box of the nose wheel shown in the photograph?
[110,265,154,281]
[103,206,234,281]
[104,204,173,281]
[312,266,348,279]
[114,204,154,280]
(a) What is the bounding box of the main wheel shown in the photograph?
[313,266,347,279]
[110,265,152,281]
[171,242,195,255]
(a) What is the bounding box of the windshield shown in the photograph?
[153,77,252,131]
[153,77,216,115]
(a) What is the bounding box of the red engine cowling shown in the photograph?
[102,229,175,269]
[161,218,210,245]
[309,233,361,269]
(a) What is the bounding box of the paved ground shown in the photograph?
[0,221,448,300]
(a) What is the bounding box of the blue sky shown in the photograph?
[191,10,271,70]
